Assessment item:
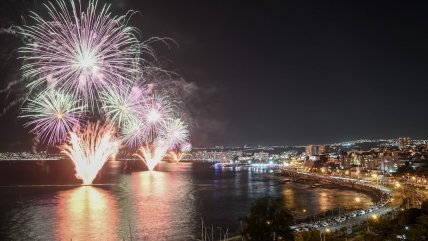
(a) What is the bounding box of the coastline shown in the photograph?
[277,170,387,202]
[274,168,397,233]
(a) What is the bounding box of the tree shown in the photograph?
[398,208,422,225]
[242,196,294,241]
[421,200,428,214]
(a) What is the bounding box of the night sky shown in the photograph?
[1,0,428,149]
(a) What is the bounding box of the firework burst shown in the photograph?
[20,89,84,144]
[133,139,168,171]
[167,151,189,163]
[63,122,119,185]
[121,119,146,148]
[19,0,143,106]
[100,85,143,129]
[180,142,192,153]
[14,0,192,180]
[140,93,173,141]
[161,117,189,149]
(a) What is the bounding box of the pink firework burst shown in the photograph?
[19,0,145,106]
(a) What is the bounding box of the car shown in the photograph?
[358,210,366,215]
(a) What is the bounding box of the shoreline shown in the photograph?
[278,169,390,200]
[276,168,395,232]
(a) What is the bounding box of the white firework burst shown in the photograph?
[19,0,143,106]
[20,89,85,144]
[100,85,143,129]
[161,117,189,149]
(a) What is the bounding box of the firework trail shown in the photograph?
[0,79,25,94]
[63,122,119,185]
[20,90,84,144]
[133,139,168,171]
[19,0,145,106]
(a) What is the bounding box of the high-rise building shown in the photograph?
[305,145,326,156]
[398,137,411,150]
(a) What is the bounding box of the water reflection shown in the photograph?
[0,163,374,240]
[129,170,196,240]
[56,186,118,240]
[282,184,373,220]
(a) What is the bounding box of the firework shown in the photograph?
[161,117,189,149]
[140,93,173,141]
[100,85,143,129]
[134,138,168,171]
[63,122,119,185]
[121,119,146,148]
[20,89,84,144]
[19,0,143,106]
[167,151,189,163]
[15,0,192,179]
[167,141,191,163]
[180,142,192,153]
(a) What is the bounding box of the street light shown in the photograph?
[395,182,405,202]
[321,228,331,241]
[367,214,378,232]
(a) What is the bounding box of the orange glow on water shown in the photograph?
[130,171,171,239]
[57,186,118,240]
[130,164,198,239]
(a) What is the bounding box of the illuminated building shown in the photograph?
[305,145,325,156]
[398,137,411,150]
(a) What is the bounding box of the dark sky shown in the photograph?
[1,0,428,149]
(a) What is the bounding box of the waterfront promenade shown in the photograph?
[280,169,399,234]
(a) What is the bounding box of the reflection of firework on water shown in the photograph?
[63,122,119,185]
[133,139,168,171]
[161,118,189,149]
[101,85,143,129]
[19,0,143,106]
[20,89,84,144]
